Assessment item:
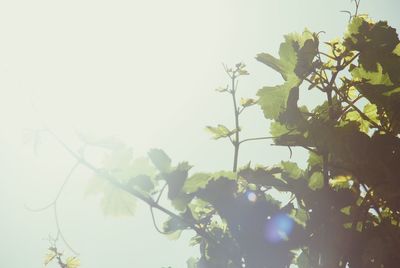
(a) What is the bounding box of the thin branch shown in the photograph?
[150,207,168,235]
[238,136,274,145]
[54,204,79,255]
[46,129,221,248]
[231,75,240,172]
[156,182,168,203]
[318,51,337,61]
[25,162,80,212]
[25,161,80,255]
[332,87,382,130]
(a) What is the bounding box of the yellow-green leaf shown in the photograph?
[44,249,56,266]
[66,257,80,268]
[240,98,256,107]
[308,171,324,190]
[206,124,239,140]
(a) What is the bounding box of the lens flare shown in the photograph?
[264,213,294,243]
[246,191,257,202]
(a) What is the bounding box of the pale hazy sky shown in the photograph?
[0,1,399,267]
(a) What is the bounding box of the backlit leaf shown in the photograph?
[148,149,172,173]
[66,257,80,268]
[44,249,56,266]
[308,171,324,190]
[206,125,239,140]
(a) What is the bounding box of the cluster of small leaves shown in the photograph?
[44,245,80,268]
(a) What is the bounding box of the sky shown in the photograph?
[0,0,399,267]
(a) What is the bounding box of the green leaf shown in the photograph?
[340,206,351,216]
[257,77,300,120]
[163,217,188,240]
[148,149,172,173]
[308,171,324,190]
[351,63,393,86]
[257,30,317,120]
[187,257,198,268]
[206,124,239,140]
[66,257,80,268]
[100,186,137,217]
[164,162,192,200]
[383,87,400,96]
[345,103,379,133]
[281,161,303,179]
[270,121,290,137]
[238,165,288,190]
[183,171,236,194]
[240,98,256,107]
[393,43,400,56]
[44,249,56,266]
[128,174,154,192]
[296,251,311,268]
[307,152,322,168]
[363,103,379,124]
[171,193,193,212]
[292,208,309,227]
[183,173,210,194]
[329,175,352,189]
[215,85,228,93]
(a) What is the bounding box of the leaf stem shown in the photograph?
[238,136,274,145]
[46,129,222,250]
[231,75,240,172]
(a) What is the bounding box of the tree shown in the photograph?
[38,1,400,267]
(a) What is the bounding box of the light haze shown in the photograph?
[0,1,398,267]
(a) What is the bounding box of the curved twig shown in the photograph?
[150,207,168,235]
[25,161,80,255]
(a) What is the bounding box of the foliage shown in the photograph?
[37,3,400,268]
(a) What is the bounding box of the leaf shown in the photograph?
[187,257,199,268]
[238,165,288,190]
[307,152,322,168]
[205,124,239,140]
[345,103,379,133]
[270,121,291,137]
[215,85,228,93]
[351,63,393,86]
[383,87,400,96]
[128,174,154,192]
[44,249,56,266]
[240,98,256,107]
[393,43,400,56]
[296,251,311,268]
[292,208,309,227]
[148,149,172,173]
[308,171,324,190]
[281,161,303,179]
[66,257,80,268]
[171,193,193,211]
[164,162,192,200]
[163,216,188,233]
[363,103,379,124]
[329,175,352,189]
[256,30,317,120]
[100,187,137,217]
[257,76,300,120]
[163,217,188,240]
[183,171,236,194]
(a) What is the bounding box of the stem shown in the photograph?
[231,76,240,172]
[238,136,274,145]
[46,129,220,248]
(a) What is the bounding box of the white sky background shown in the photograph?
[0,1,399,267]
